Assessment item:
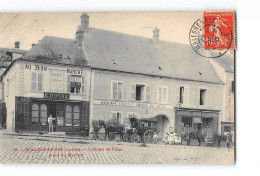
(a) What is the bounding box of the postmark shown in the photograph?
[189,11,235,58]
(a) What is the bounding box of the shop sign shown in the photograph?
[44,92,70,100]
[67,69,83,75]
[94,100,174,109]
[202,112,218,118]
[25,64,47,71]
[177,110,202,117]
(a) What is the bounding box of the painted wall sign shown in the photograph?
[25,64,47,71]
[94,100,174,109]
[177,110,218,118]
[50,71,64,93]
[67,69,83,75]
[44,92,70,100]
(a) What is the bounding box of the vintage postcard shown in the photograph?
[0,12,235,164]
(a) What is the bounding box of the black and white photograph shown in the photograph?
[0,11,235,164]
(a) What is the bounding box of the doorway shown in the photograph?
[156,115,169,141]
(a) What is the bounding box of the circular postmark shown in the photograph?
[189,17,232,58]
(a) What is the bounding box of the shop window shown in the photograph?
[131,84,151,101]
[32,103,39,124]
[111,111,122,124]
[224,126,231,132]
[231,81,235,93]
[158,86,168,103]
[73,106,80,126]
[31,72,43,91]
[199,89,207,105]
[179,86,184,104]
[67,75,84,94]
[40,104,47,125]
[112,81,123,100]
[182,117,192,127]
[203,118,212,128]
[65,105,72,126]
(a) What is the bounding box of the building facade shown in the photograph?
[0,13,234,140]
[210,55,235,139]
[0,36,90,133]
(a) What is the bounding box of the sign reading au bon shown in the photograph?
[44,92,70,100]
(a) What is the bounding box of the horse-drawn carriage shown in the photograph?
[103,116,158,143]
[122,117,157,143]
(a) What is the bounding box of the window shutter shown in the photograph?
[131,84,136,100]
[118,82,123,99]
[81,76,85,93]
[175,86,180,104]
[146,85,151,101]
[184,86,189,105]
[67,75,70,93]
[38,73,43,91]
[112,82,118,99]
[207,89,211,106]
[31,73,36,91]
[197,88,200,105]
[163,87,167,103]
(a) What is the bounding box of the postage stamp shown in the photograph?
[189,11,235,58]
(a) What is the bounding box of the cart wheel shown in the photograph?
[143,130,155,143]
[131,134,141,143]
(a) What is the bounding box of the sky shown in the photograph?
[0,12,202,50]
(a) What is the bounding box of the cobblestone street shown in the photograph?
[0,133,234,164]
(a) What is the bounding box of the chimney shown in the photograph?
[153,27,160,43]
[75,25,84,47]
[14,41,20,49]
[80,13,89,33]
[31,43,36,47]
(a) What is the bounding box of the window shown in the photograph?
[65,105,72,126]
[32,104,39,124]
[65,105,80,126]
[199,89,207,105]
[231,81,234,93]
[112,81,123,100]
[179,86,184,104]
[182,117,192,127]
[111,111,123,123]
[127,112,138,119]
[203,118,212,128]
[158,86,168,103]
[68,75,83,93]
[31,72,43,91]
[131,84,151,101]
[40,104,47,125]
[73,106,80,126]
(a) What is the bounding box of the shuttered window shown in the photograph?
[146,85,151,101]
[158,86,168,103]
[112,81,123,100]
[31,72,43,91]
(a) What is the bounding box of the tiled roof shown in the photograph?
[0,48,27,55]
[83,28,225,84]
[22,36,87,66]
[213,54,234,73]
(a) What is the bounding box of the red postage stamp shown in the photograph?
[203,11,235,50]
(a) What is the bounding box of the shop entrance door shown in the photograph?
[49,102,57,131]
[56,103,65,132]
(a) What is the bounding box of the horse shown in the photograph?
[102,121,124,141]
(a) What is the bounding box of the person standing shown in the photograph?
[48,114,53,132]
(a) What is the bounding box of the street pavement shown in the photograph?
[0,132,234,164]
